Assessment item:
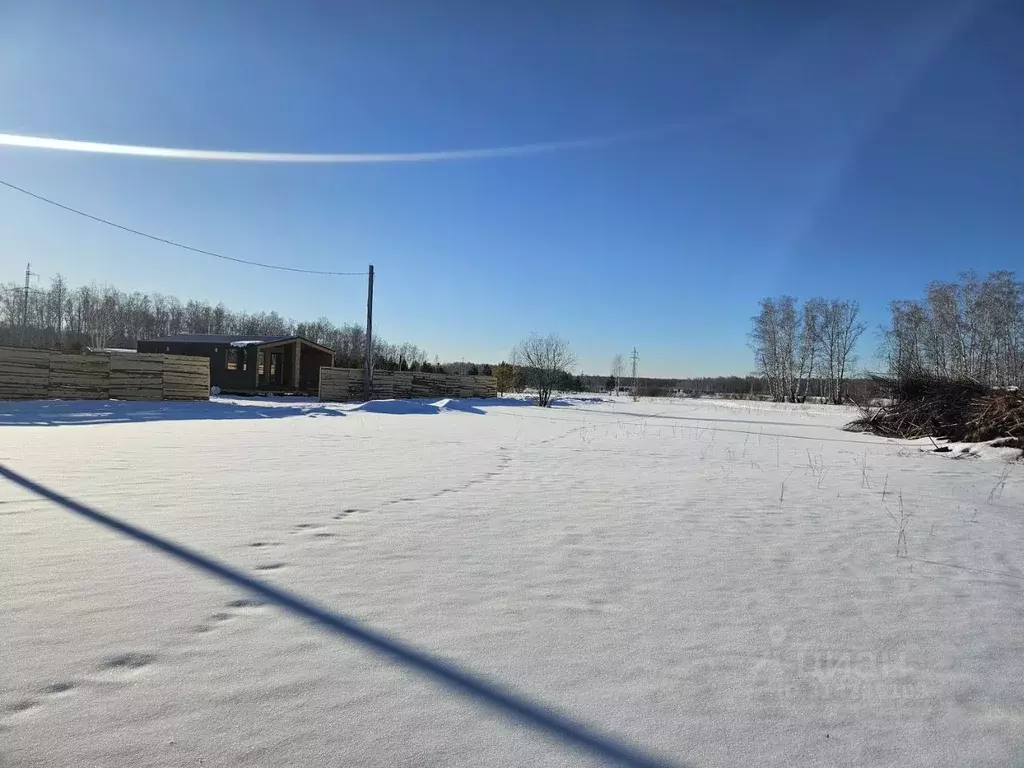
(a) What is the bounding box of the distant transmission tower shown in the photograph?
[21,262,37,346]
[630,347,639,402]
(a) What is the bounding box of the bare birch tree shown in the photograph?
[797,299,824,400]
[825,299,865,403]
[750,297,782,400]
[610,353,625,393]
[750,296,802,401]
[882,271,1023,386]
[752,296,863,403]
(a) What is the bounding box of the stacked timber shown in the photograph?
[349,371,362,399]
[318,366,498,402]
[162,355,209,400]
[477,376,498,397]
[391,371,414,399]
[49,351,109,399]
[411,372,437,399]
[0,346,51,399]
[0,347,210,401]
[319,367,361,401]
[455,375,475,399]
[372,374,395,400]
[109,352,164,400]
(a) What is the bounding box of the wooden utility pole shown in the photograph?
[363,264,374,399]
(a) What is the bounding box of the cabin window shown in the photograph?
[226,348,241,371]
[258,350,265,376]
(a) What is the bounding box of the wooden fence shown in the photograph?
[319,367,497,402]
[0,347,209,401]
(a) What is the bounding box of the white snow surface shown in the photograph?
[2,395,1022,767]
[229,340,264,347]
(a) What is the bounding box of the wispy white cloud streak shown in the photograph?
[0,119,721,164]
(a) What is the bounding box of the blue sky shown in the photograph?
[1,0,1021,376]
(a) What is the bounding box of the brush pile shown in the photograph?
[847,373,1024,443]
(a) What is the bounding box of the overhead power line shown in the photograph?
[0,179,367,277]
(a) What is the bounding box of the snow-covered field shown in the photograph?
[2,395,1022,767]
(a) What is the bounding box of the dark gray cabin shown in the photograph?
[137,334,334,395]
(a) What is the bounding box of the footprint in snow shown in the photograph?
[195,597,269,633]
[41,682,76,696]
[7,699,41,716]
[226,598,267,610]
[289,523,326,535]
[194,612,235,634]
[99,652,157,673]
[1,681,80,725]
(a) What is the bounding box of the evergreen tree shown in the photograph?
[494,361,516,395]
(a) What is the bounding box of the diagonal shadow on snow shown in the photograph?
[349,397,543,416]
[0,398,347,427]
[0,395,609,426]
[0,464,681,768]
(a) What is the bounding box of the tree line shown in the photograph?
[0,275,432,370]
[748,270,1024,403]
[10,270,1017,403]
[750,297,866,403]
[881,270,1022,387]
